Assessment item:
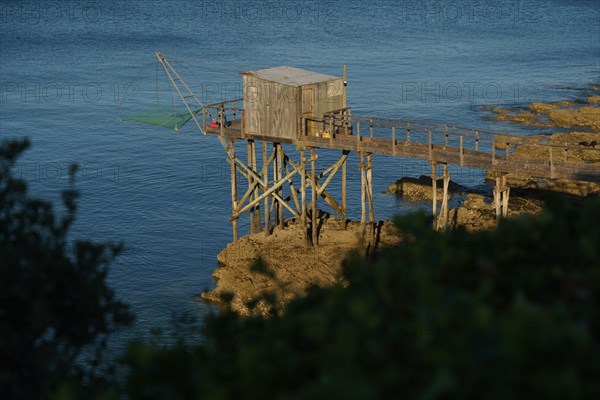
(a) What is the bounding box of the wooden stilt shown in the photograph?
[311,147,317,245]
[366,154,374,237]
[301,149,308,245]
[230,141,238,242]
[263,141,270,236]
[342,150,348,229]
[444,164,450,228]
[247,140,255,234]
[273,143,279,227]
[493,176,501,219]
[432,162,437,230]
[493,173,510,221]
[360,154,367,241]
[438,163,450,230]
[223,141,355,244]
[278,144,284,228]
[283,155,301,215]
[252,141,261,231]
[286,154,346,220]
[230,167,301,219]
[495,174,509,218]
[501,174,510,217]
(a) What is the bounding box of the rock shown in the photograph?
[387,176,462,201]
[587,96,600,104]
[448,207,496,231]
[202,186,554,316]
[463,194,491,210]
[200,216,401,316]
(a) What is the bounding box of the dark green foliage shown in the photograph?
[125,198,600,399]
[0,139,133,400]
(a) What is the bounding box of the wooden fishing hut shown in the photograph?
[240,66,346,139]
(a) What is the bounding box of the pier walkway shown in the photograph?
[155,52,599,246]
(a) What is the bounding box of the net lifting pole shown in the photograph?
[155,51,208,134]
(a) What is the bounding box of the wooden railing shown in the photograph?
[301,108,600,182]
[202,99,244,135]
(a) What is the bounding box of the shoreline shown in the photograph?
[200,217,402,316]
[199,186,550,316]
[201,94,599,316]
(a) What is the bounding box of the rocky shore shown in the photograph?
[386,176,546,231]
[201,217,401,316]
[490,93,600,196]
[199,187,546,315]
[492,95,600,133]
[201,92,599,315]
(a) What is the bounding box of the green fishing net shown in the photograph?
[120,107,203,131]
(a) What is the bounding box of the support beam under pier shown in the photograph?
[431,162,450,231]
[360,153,375,251]
[493,173,510,220]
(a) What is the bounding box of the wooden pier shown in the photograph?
[155,52,600,246]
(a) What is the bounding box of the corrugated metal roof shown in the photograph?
[241,66,340,87]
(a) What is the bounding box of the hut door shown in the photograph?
[301,87,316,136]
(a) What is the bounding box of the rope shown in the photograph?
[162,61,178,118]
[155,61,159,106]
[116,60,160,120]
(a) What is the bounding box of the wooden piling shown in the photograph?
[247,140,255,234]
[503,187,510,217]
[283,153,301,218]
[440,164,449,230]
[341,150,348,229]
[493,174,511,220]
[301,149,308,245]
[360,154,367,240]
[431,162,437,229]
[501,174,510,217]
[366,154,374,242]
[273,143,279,227]
[494,176,501,218]
[230,141,238,242]
[278,144,284,228]
[263,141,270,236]
[459,136,464,166]
[310,147,317,245]
[253,141,261,231]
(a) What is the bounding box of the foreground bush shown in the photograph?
[0,139,133,400]
[126,197,600,399]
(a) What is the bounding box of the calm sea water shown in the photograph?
[1,0,599,349]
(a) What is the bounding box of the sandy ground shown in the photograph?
[201,217,401,316]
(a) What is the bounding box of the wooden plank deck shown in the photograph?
[201,109,600,184]
[203,118,243,136]
[302,135,600,183]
